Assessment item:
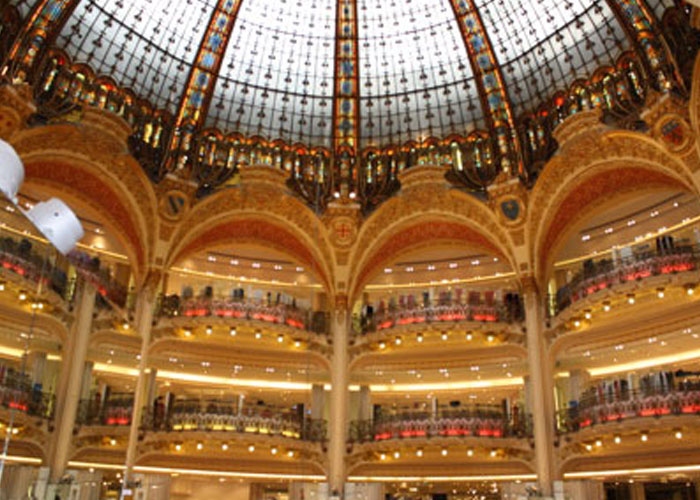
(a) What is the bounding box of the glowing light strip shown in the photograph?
[369,377,523,393]
[365,273,516,291]
[564,464,700,479]
[349,474,537,482]
[67,462,325,481]
[171,267,322,290]
[0,345,25,358]
[0,454,43,464]
[94,362,516,393]
[588,348,700,377]
[156,370,312,391]
[60,462,700,482]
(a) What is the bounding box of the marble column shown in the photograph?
[629,482,645,500]
[27,351,46,389]
[358,385,372,421]
[80,360,94,401]
[328,306,350,495]
[311,383,325,420]
[523,279,556,496]
[123,286,157,488]
[49,279,97,481]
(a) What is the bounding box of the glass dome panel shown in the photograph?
[358,0,483,146]
[57,0,216,113]
[478,0,629,115]
[205,0,336,147]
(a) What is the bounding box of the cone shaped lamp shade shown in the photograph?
[24,198,84,255]
[0,139,24,203]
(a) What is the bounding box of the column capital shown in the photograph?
[521,275,540,296]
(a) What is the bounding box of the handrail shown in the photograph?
[348,407,531,443]
[0,381,55,421]
[356,296,523,335]
[556,386,700,434]
[549,245,699,316]
[158,295,329,335]
[76,395,328,442]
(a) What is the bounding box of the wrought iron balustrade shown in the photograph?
[356,297,523,335]
[556,385,700,434]
[348,407,531,444]
[146,398,326,443]
[158,295,328,335]
[76,393,135,427]
[0,380,54,420]
[550,245,699,316]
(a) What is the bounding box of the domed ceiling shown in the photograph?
[54,0,674,148]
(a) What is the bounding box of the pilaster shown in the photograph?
[328,296,350,495]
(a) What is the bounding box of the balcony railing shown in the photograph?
[0,235,72,300]
[556,385,700,434]
[551,245,699,316]
[76,395,327,442]
[356,297,523,335]
[147,399,326,443]
[0,381,54,420]
[348,407,531,444]
[76,393,134,427]
[158,295,329,335]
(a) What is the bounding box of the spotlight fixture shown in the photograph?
[465,333,473,341]
[641,433,648,442]
[467,449,474,457]
[595,440,602,447]
[110,439,117,446]
[416,449,423,457]
[255,330,262,339]
[486,335,495,342]
[675,430,683,440]
[441,332,448,341]
[585,444,593,451]
[271,447,278,455]
[175,443,182,452]
[380,453,386,461]
[393,451,400,459]
[248,445,255,452]
[657,288,665,299]
[378,342,386,350]
[603,301,611,312]
[277,334,284,343]
[221,443,229,451]
[394,336,402,346]
[205,326,213,335]
[686,285,695,296]
[441,448,448,456]
[490,449,498,457]
[416,333,424,343]
[229,327,237,337]
[287,450,294,458]
[183,329,192,338]
[627,294,636,305]
[614,435,621,444]
[584,310,592,320]
[196,442,203,450]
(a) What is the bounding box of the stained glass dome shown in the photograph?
[47,0,675,148]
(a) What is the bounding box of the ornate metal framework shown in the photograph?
[446,0,522,185]
[164,0,244,190]
[606,0,685,95]
[3,0,78,79]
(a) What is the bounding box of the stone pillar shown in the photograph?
[568,369,589,405]
[27,351,47,388]
[328,305,350,495]
[0,465,37,500]
[49,280,97,481]
[358,386,372,421]
[565,480,604,500]
[630,482,645,500]
[123,286,157,488]
[311,384,325,420]
[145,368,158,410]
[80,360,94,401]
[523,279,556,496]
